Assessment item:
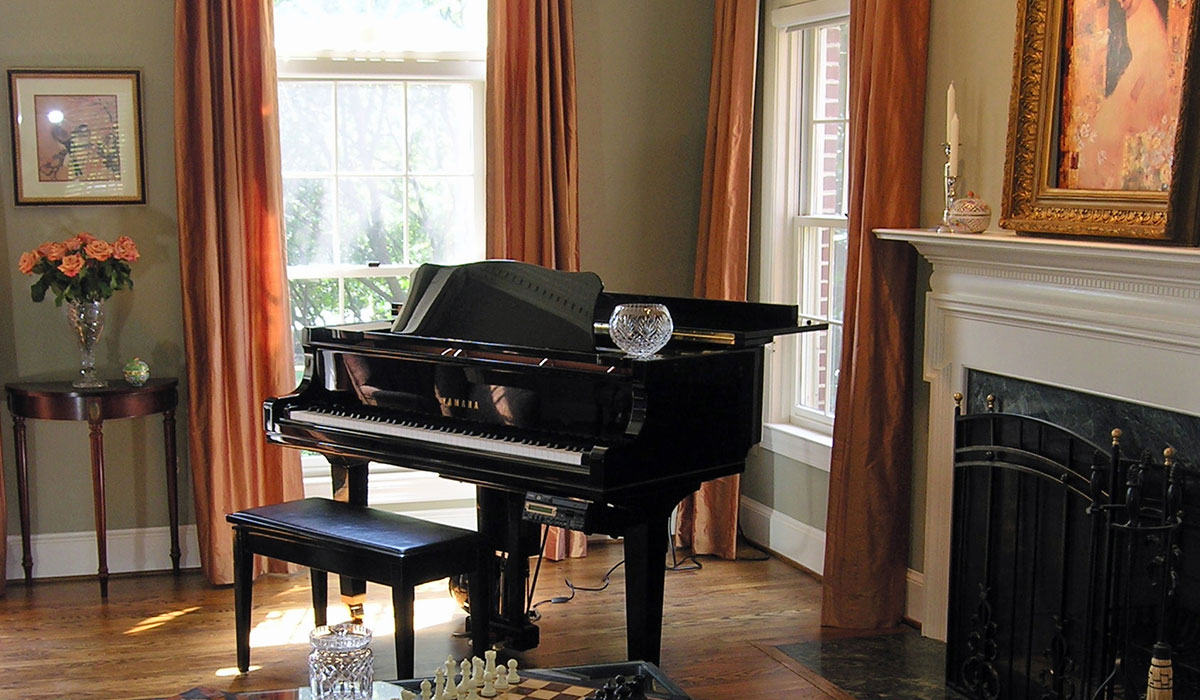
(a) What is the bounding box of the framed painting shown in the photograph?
[1001,0,1194,242]
[7,69,145,205]
[1167,0,1200,244]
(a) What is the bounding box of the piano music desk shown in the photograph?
[5,378,181,597]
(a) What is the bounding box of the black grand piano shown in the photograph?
[263,261,822,665]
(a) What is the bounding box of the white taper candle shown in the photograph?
[948,113,960,178]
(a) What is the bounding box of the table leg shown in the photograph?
[12,415,33,585]
[163,409,181,575]
[87,407,109,599]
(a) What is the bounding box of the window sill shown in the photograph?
[760,422,833,472]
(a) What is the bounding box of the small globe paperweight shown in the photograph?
[608,303,673,357]
[308,622,373,700]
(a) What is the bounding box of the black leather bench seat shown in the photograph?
[227,497,489,679]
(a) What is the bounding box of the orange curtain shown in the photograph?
[674,0,759,561]
[487,0,584,560]
[820,0,928,628]
[174,0,303,585]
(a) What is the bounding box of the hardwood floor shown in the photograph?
[0,540,854,700]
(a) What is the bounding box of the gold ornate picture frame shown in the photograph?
[1001,0,1194,243]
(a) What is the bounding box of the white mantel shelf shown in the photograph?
[877,227,1200,292]
[876,227,1200,642]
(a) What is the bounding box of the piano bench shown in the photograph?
[226,497,490,679]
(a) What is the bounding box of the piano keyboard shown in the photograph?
[287,408,587,467]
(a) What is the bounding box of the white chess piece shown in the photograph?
[459,659,472,694]
[400,690,416,700]
[484,650,498,681]
[506,659,520,684]
[480,674,497,698]
[434,668,446,700]
[466,686,481,700]
[493,670,509,692]
[420,679,433,700]
[472,657,485,687]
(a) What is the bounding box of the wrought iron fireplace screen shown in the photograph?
[947,395,1200,700]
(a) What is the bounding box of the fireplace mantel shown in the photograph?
[877,228,1200,641]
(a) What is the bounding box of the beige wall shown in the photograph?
[1,0,189,541]
[575,0,714,296]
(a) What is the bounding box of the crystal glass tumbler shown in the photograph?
[609,303,673,357]
[308,622,373,700]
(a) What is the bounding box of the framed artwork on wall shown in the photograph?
[7,69,146,205]
[1001,0,1195,243]
[1167,0,1200,244]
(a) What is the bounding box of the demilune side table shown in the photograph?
[5,378,181,597]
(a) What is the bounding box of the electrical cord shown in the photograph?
[525,526,552,617]
[528,558,625,619]
[735,523,770,561]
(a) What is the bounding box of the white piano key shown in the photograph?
[288,408,586,467]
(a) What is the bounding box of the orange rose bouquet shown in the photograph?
[18,232,140,305]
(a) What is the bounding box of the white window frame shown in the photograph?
[278,56,487,335]
[758,0,850,470]
[277,54,486,494]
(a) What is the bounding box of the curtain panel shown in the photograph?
[174,0,303,585]
[820,0,929,629]
[487,0,584,560]
[675,0,760,561]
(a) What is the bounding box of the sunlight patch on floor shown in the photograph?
[123,606,202,635]
[249,580,462,648]
[215,665,260,677]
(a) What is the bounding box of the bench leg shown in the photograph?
[233,527,253,673]
[310,569,328,627]
[391,568,415,680]
[468,549,492,658]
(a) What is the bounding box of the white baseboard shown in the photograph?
[906,568,925,627]
[6,524,200,581]
[738,496,826,575]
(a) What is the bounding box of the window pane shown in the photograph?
[338,177,407,265]
[279,82,334,172]
[813,23,848,121]
[274,0,486,56]
[825,324,842,414]
[797,226,834,320]
[407,83,475,174]
[808,122,847,216]
[289,277,341,361]
[830,227,848,323]
[795,322,841,417]
[344,276,411,323]
[283,178,335,266]
[409,176,480,263]
[337,83,406,172]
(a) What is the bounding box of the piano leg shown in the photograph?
[327,456,370,616]
[623,508,671,665]
[477,487,541,650]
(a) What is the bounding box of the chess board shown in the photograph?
[488,676,595,699]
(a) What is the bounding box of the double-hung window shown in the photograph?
[274,0,486,517]
[274,0,487,368]
[760,0,850,456]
